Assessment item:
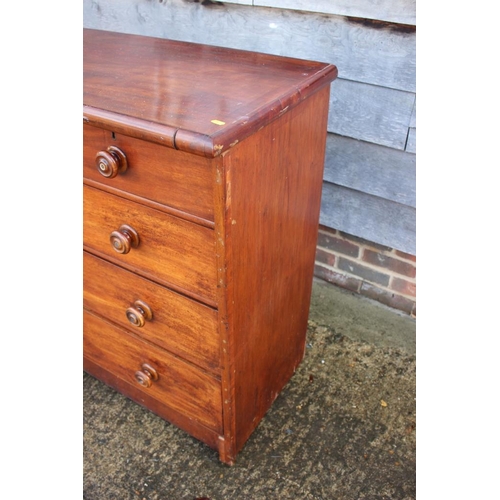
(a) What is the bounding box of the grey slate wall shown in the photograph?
[83,0,416,255]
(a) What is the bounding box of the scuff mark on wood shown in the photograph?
[213,144,224,155]
[215,167,222,184]
[279,106,289,116]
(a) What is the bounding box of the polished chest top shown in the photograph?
[83,28,337,464]
[83,29,337,157]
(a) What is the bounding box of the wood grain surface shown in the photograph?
[324,134,416,208]
[84,124,215,222]
[83,1,413,92]
[83,185,217,305]
[216,85,331,461]
[320,183,416,255]
[84,310,222,433]
[83,1,416,255]
[249,0,416,25]
[84,28,337,157]
[83,29,336,464]
[83,252,220,373]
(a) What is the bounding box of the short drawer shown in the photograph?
[83,184,217,304]
[83,310,223,433]
[83,124,215,222]
[83,252,220,373]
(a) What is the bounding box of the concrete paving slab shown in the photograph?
[310,278,416,354]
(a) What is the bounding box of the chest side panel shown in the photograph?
[218,86,331,459]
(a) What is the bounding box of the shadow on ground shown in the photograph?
[84,279,416,500]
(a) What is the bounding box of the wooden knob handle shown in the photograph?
[126,300,153,327]
[95,146,128,178]
[109,225,139,254]
[134,363,158,388]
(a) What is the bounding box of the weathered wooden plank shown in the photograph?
[406,100,416,152]
[406,128,416,153]
[83,0,416,92]
[410,99,416,128]
[328,79,415,149]
[324,134,416,207]
[320,183,416,255]
[251,0,416,26]
[224,0,252,4]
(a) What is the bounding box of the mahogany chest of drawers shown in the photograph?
[83,28,337,465]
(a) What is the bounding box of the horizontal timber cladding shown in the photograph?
[406,101,417,153]
[328,79,416,150]
[410,100,416,128]
[320,183,416,256]
[406,129,416,154]
[225,0,416,26]
[324,134,416,208]
[83,0,416,92]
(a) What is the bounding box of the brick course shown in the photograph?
[390,277,416,297]
[317,231,359,257]
[315,247,336,268]
[363,249,416,278]
[314,264,362,293]
[338,257,390,287]
[315,226,416,316]
[395,249,416,262]
[360,282,415,315]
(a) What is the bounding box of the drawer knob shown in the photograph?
[134,363,158,388]
[110,225,140,254]
[126,300,153,327]
[95,146,128,178]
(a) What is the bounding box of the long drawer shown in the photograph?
[83,309,223,433]
[83,252,220,373]
[83,184,217,304]
[83,124,215,222]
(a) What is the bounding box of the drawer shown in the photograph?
[83,184,217,304]
[83,124,215,222]
[83,252,220,373]
[83,309,223,433]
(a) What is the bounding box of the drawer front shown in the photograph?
[83,184,217,303]
[83,252,220,373]
[84,310,223,433]
[83,124,215,222]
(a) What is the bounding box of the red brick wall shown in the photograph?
[314,226,416,317]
